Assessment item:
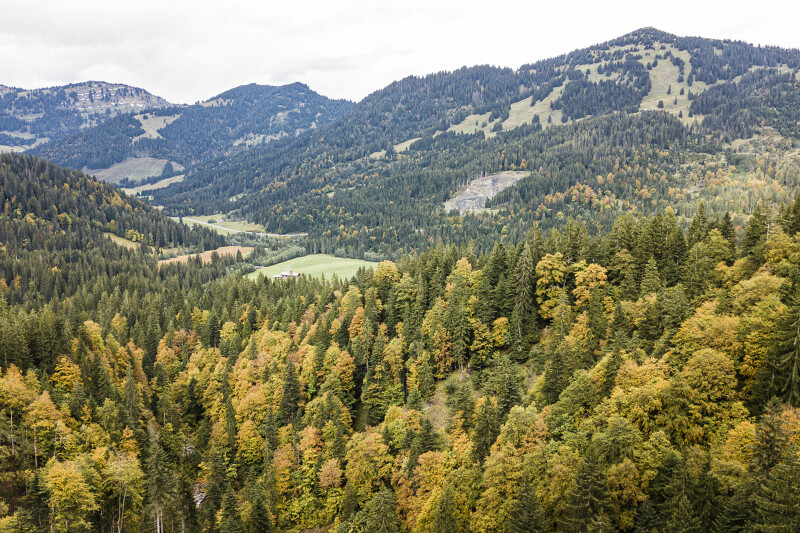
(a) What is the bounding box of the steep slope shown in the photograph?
[0,81,171,151]
[31,82,353,183]
[152,28,800,259]
[0,152,226,306]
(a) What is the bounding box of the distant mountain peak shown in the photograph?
[624,26,675,38]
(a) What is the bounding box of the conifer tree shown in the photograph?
[788,195,800,236]
[123,367,140,429]
[686,202,709,248]
[749,459,800,532]
[431,482,459,533]
[664,493,701,533]
[740,205,769,265]
[508,479,545,533]
[487,355,522,415]
[359,486,401,533]
[146,431,174,533]
[561,454,610,532]
[640,257,662,296]
[513,241,536,338]
[712,484,753,533]
[472,398,500,463]
[542,343,569,405]
[718,212,737,257]
[279,361,301,426]
[773,282,800,406]
[751,398,789,478]
[220,481,244,533]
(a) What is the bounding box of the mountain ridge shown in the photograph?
[28,81,353,182]
[140,27,800,259]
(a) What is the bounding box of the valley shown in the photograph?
[1,25,800,533]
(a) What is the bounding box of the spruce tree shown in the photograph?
[123,367,140,429]
[773,282,800,406]
[513,241,536,340]
[640,258,662,296]
[749,459,800,532]
[219,482,244,533]
[718,212,737,258]
[686,202,709,248]
[664,493,701,533]
[712,484,754,533]
[359,486,401,533]
[740,204,769,265]
[146,431,174,533]
[487,355,522,415]
[278,361,301,426]
[431,482,459,532]
[508,479,545,533]
[561,454,610,532]
[542,343,569,405]
[788,195,800,236]
[472,399,500,463]
[751,398,789,478]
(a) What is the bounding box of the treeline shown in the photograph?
[693,69,800,141]
[551,60,650,120]
[2,182,800,529]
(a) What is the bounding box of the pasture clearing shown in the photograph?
[247,254,378,281]
[158,246,253,266]
[85,157,184,184]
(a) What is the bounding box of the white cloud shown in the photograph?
[2,0,799,104]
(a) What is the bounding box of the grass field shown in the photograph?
[133,114,179,141]
[159,246,253,266]
[394,137,421,153]
[447,110,499,138]
[123,174,184,195]
[104,232,140,250]
[85,157,184,184]
[176,214,265,234]
[247,254,378,281]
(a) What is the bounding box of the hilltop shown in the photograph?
[1,27,800,533]
[146,27,800,259]
[0,81,171,151]
[30,82,352,185]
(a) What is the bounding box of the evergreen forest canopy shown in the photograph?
[0,81,171,150]
[1,148,800,531]
[141,28,800,260]
[30,82,353,173]
[0,26,800,533]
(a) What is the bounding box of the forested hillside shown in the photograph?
[0,153,226,306]
[1,151,800,531]
[0,81,170,151]
[150,28,800,260]
[2,26,800,533]
[31,83,353,178]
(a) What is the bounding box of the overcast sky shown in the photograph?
[2,0,798,104]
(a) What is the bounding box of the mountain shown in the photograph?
[3,28,800,533]
[0,81,171,151]
[2,139,800,533]
[150,27,800,259]
[30,82,353,184]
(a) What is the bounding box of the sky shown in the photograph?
[2,0,799,104]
